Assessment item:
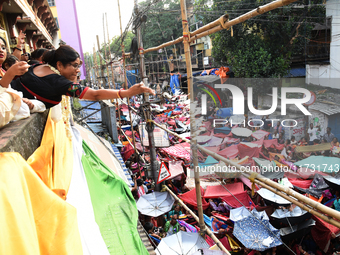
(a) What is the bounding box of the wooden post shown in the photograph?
[180,0,205,236]
[96,35,105,89]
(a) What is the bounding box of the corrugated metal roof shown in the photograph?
[309,102,340,115]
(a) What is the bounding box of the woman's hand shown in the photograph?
[17,30,26,49]
[22,98,34,110]
[125,83,155,98]
[7,61,29,76]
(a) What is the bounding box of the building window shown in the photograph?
[55,17,59,29]
[47,0,55,6]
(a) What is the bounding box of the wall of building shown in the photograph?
[55,0,86,79]
[306,0,340,88]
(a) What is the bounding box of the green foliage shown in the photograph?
[195,0,326,78]
[109,31,135,56]
[139,0,183,49]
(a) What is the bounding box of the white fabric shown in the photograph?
[257,188,292,205]
[30,99,46,113]
[156,231,210,255]
[66,126,110,255]
[308,127,318,141]
[230,207,252,222]
[262,236,274,247]
[0,86,22,127]
[51,103,62,122]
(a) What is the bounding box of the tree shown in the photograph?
[109,31,135,57]
[139,0,183,49]
[195,0,325,83]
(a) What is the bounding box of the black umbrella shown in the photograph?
[280,219,315,242]
[271,206,312,228]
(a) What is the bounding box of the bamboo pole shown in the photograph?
[189,0,298,43]
[103,14,111,89]
[190,14,228,37]
[96,35,105,89]
[149,120,340,226]
[121,0,298,58]
[180,0,206,235]
[93,46,101,88]
[164,186,231,255]
[249,177,340,229]
[117,0,141,177]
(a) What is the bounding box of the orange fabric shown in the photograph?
[0,152,82,255]
[27,111,73,193]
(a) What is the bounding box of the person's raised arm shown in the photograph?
[81,82,155,101]
[0,61,29,88]
[12,30,26,60]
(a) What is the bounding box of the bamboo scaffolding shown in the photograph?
[190,0,298,43]
[149,120,340,227]
[117,0,141,177]
[180,0,206,237]
[164,186,231,255]
[122,0,298,58]
[103,14,111,89]
[248,176,340,229]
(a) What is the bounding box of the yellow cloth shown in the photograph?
[27,111,73,195]
[0,152,82,255]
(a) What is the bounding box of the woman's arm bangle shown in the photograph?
[117,90,121,99]
[118,88,124,98]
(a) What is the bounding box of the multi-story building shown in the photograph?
[0,0,58,53]
[49,0,86,80]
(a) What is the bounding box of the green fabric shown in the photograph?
[295,155,340,173]
[81,141,148,255]
[164,220,181,234]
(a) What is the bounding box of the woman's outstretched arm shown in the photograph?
[81,82,155,101]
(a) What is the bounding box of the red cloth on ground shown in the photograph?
[237,144,260,159]
[161,143,191,161]
[311,216,340,252]
[217,144,239,159]
[263,139,285,151]
[219,236,232,251]
[223,137,240,144]
[288,178,313,189]
[178,187,210,210]
[203,146,221,154]
[122,144,134,161]
[213,133,232,138]
[221,191,254,208]
[204,182,244,198]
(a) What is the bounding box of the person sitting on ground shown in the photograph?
[131,177,148,199]
[144,222,162,241]
[8,45,154,109]
[290,136,298,146]
[163,215,184,236]
[272,130,279,139]
[278,132,285,144]
[168,205,183,219]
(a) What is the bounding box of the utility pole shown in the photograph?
[180,0,205,236]
[96,35,105,88]
[103,14,111,89]
[134,1,160,190]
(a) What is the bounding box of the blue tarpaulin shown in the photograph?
[170,74,181,95]
[216,108,233,118]
[126,70,138,88]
